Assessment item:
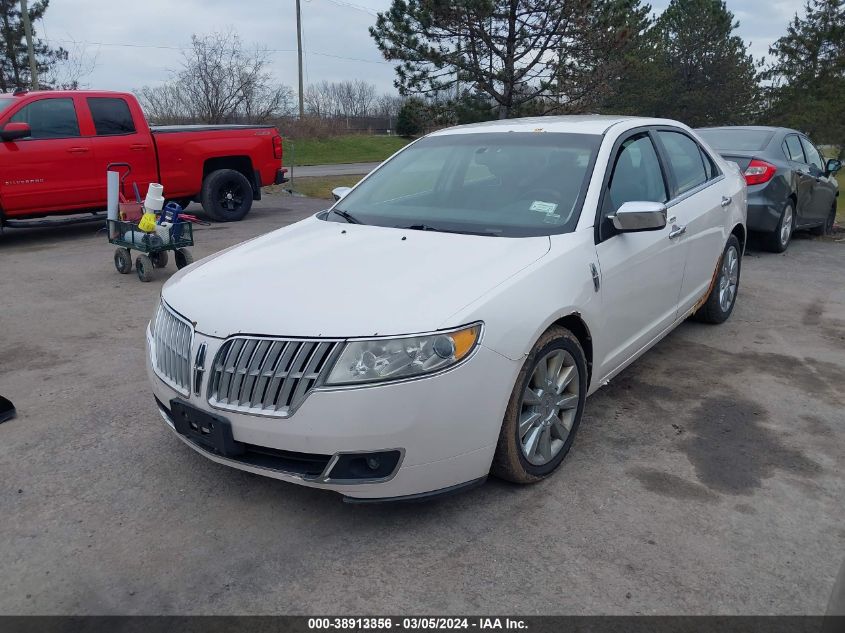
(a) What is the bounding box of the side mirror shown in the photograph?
[610,201,668,232]
[0,121,31,141]
[332,186,352,202]
[826,158,842,176]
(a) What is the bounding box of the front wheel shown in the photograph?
[492,326,587,484]
[136,255,154,282]
[810,205,836,236]
[174,248,195,269]
[200,169,253,222]
[693,234,741,324]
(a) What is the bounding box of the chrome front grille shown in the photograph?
[208,338,341,416]
[152,302,194,395]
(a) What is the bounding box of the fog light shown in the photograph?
[326,450,402,482]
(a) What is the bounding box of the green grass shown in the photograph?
[289,175,363,199]
[285,135,411,166]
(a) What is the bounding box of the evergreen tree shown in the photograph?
[0,0,68,91]
[763,0,845,153]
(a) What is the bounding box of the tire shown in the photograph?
[810,205,836,236]
[200,169,253,222]
[114,248,132,274]
[136,255,154,282]
[174,248,195,269]
[764,201,794,252]
[693,234,741,324]
[492,326,587,484]
[150,251,168,268]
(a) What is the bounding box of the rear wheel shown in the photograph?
[764,201,793,252]
[150,251,168,268]
[175,248,195,269]
[492,326,587,484]
[200,169,253,222]
[694,234,741,324]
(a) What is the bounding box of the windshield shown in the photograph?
[0,98,14,114]
[329,132,601,237]
[697,128,774,151]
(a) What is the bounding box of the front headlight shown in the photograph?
[324,323,482,386]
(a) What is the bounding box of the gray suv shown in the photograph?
[697,126,840,252]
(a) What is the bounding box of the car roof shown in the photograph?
[429,115,684,137]
[697,125,800,135]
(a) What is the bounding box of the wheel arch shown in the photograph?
[731,222,746,254]
[548,313,593,386]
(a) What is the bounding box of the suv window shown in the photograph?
[9,98,80,139]
[799,137,824,171]
[605,133,667,216]
[657,130,707,196]
[87,97,135,135]
[783,135,805,162]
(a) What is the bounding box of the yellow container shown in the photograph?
[138,212,157,233]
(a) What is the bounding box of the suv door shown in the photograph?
[654,129,728,314]
[799,135,837,225]
[594,130,687,379]
[0,96,98,215]
[85,96,158,199]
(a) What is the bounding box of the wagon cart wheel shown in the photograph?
[175,248,195,270]
[114,248,132,274]
[150,251,169,268]
[136,255,154,282]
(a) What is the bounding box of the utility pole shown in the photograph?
[295,0,304,118]
[19,0,38,90]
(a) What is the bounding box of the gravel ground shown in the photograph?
[0,194,843,615]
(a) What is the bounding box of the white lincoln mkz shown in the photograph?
[147,115,747,502]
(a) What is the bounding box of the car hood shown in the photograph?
[163,216,551,338]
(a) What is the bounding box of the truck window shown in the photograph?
[87,97,136,135]
[10,98,80,139]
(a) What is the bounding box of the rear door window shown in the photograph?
[657,130,707,196]
[783,135,805,163]
[9,98,80,139]
[87,97,136,135]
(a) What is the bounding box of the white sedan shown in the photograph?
[147,115,746,502]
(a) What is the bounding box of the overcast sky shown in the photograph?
[41,0,804,96]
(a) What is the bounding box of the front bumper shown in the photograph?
[146,328,520,500]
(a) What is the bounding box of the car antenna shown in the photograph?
[13,87,27,96]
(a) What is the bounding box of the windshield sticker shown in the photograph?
[530,200,558,214]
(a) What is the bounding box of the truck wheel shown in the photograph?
[150,251,169,268]
[175,248,195,270]
[136,255,154,282]
[114,248,132,274]
[201,169,253,222]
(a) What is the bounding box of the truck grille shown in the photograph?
[152,302,194,395]
[208,338,341,417]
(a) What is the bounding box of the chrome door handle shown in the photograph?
[721,196,731,207]
[669,225,686,239]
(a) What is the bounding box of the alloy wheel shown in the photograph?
[719,245,739,312]
[219,183,245,211]
[518,349,580,466]
[780,206,793,247]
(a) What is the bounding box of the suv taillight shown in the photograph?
[273,135,283,160]
[743,159,776,186]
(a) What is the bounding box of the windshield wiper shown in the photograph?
[403,223,498,236]
[331,208,362,224]
[404,223,445,232]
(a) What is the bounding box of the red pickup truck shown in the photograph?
[0,90,286,226]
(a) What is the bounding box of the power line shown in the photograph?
[321,0,379,17]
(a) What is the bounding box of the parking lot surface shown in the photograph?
[1,194,843,615]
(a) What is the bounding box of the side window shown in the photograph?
[605,133,667,217]
[87,97,136,135]
[657,130,707,196]
[9,98,80,139]
[800,137,824,171]
[700,147,719,180]
[783,135,805,163]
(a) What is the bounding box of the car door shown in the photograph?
[799,135,837,225]
[594,129,687,379]
[0,96,99,215]
[653,129,727,314]
[84,96,158,200]
[782,133,815,223]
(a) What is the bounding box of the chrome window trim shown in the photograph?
[665,173,726,209]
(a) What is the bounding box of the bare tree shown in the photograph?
[304,79,380,118]
[136,30,294,124]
